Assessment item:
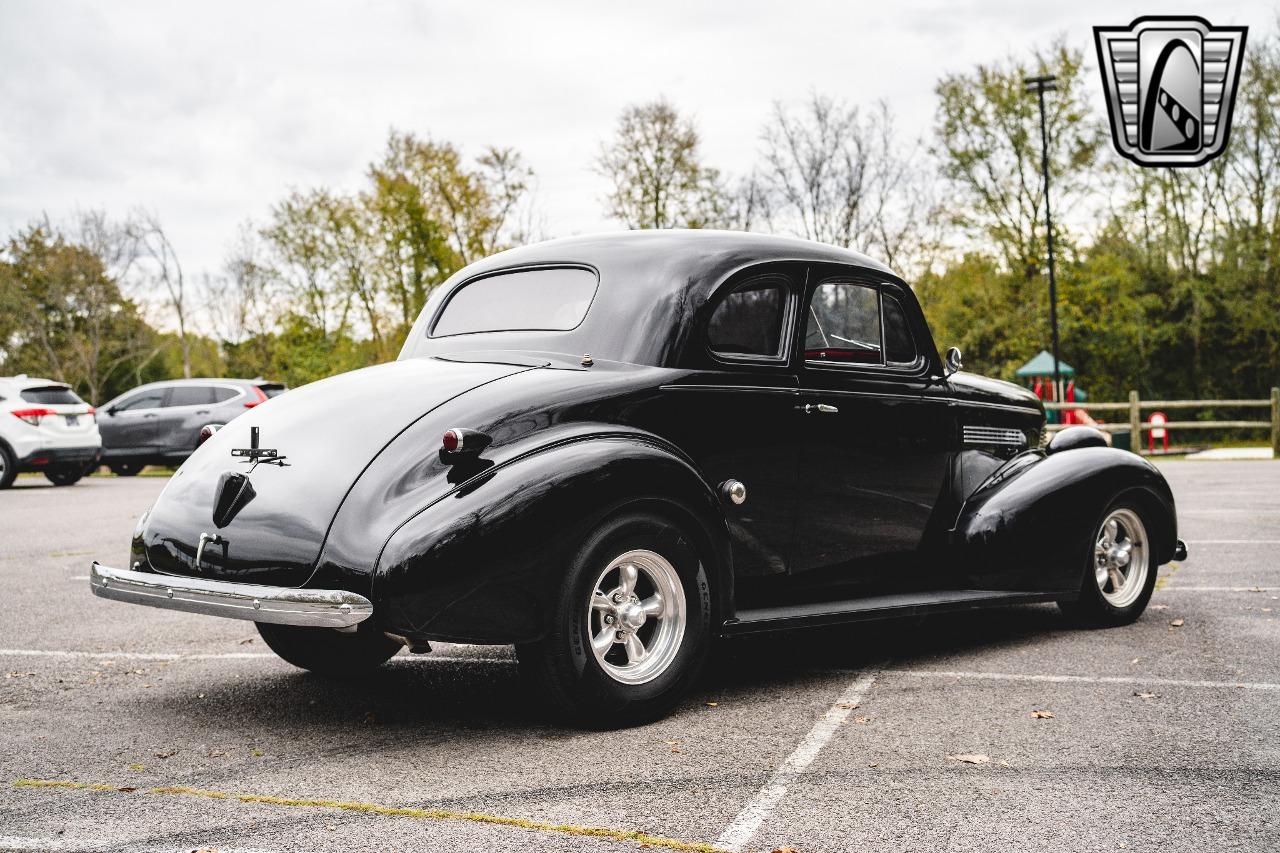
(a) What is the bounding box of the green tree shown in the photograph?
[596,99,726,229]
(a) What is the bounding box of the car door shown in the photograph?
[790,273,952,597]
[662,269,800,608]
[101,388,168,452]
[154,384,217,455]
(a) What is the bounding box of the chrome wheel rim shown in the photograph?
[1094,508,1149,608]
[587,549,686,685]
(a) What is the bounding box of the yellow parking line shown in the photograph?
[13,779,724,852]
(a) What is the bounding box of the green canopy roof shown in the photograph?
[1015,350,1075,378]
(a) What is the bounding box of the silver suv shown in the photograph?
[98,378,286,476]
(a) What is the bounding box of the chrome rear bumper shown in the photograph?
[89,562,373,628]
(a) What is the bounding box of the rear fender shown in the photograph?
[372,434,730,644]
[953,447,1178,592]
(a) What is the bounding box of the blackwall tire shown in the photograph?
[255,622,401,678]
[1058,496,1157,628]
[0,445,16,490]
[515,509,711,728]
[45,465,85,486]
[110,462,144,477]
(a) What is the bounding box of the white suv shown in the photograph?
[0,375,102,488]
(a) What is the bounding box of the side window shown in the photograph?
[883,294,918,365]
[114,390,166,412]
[211,387,240,403]
[804,281,882,365]
[707,276,787,360]
[165,386,215,407]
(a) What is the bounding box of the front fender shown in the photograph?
[953,447,1178,592]
[371,434,730,644]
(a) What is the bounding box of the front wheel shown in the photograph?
[0,444,16,490]
[109,461,144,477]
[255,622,401,677]
[516,510,711,727]
[1058,500,1156,627]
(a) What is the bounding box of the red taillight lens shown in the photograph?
[11,407,55,427]
[244,386,269,408]
[86,407,96,422]
[442,429,461,452]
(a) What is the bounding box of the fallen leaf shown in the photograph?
[127,763,144,771]
[704,702,718,707]
[868,762,879,768]
[770,848,801,853]
[835,701,860,710]
[1129,657,1142,665]
[116,786,137,793]
[190,847,219,853]
[155,749,177,759]
[854,715,872,724]
[1149,604,1169,611]
[1134,691,1158,700]
[1030,710,1054,719]
[663,739,682,754]
[206,750,226,758]
[249,747,263,757]
[5,671,35,679]
[197,693,205,699]
[1169,618,1185,627]
[1250,587,1264,593]
[1263,608,1273,613]
[238,637,255,645]
[947,753,990,765]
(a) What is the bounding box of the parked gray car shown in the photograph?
[97,378,286,475]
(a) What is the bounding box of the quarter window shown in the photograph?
[707,277,787,359]
[804,282,882,365]
[883,294,918,364]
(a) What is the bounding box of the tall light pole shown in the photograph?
[1024,74,1062,403]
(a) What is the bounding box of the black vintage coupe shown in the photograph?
[91,230,1185,724]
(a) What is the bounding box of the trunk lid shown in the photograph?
[142,357,534,587]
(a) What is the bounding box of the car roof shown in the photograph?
[403,229,900,367]
[0,375,70,391]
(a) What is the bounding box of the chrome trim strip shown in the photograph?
[89,562,373,628]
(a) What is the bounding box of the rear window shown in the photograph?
[257,383,287,398]
[431,267,598,337]
[211,387,240,403]
[20,386,82,405]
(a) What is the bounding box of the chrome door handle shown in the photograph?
[796,403,839,414]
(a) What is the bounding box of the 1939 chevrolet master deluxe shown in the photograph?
[91,230,1185,725]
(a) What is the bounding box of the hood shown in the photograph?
[948,371,1042,411]
[141,357,538,587]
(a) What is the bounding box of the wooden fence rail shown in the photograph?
[1043,387,1280,457]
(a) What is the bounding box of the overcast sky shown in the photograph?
[0,0,1271,279]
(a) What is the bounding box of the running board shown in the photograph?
[722,589,1064,636]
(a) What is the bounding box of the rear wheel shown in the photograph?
[109,461,144,477]
[1059,500,1156,627]
[45,464,84,486]
[255,622,401,677]
[516,510,711,727]
[0,444,15,490]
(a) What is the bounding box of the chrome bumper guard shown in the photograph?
[89,562,373,628]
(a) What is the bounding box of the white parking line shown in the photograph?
[715,670,876,852]
[0,837,289,853]
[1158,586,1274,592]
[882,669,1280,691]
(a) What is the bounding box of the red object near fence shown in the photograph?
[1149,411,1169,452]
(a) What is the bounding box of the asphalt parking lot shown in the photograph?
[1,461,1278,853]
